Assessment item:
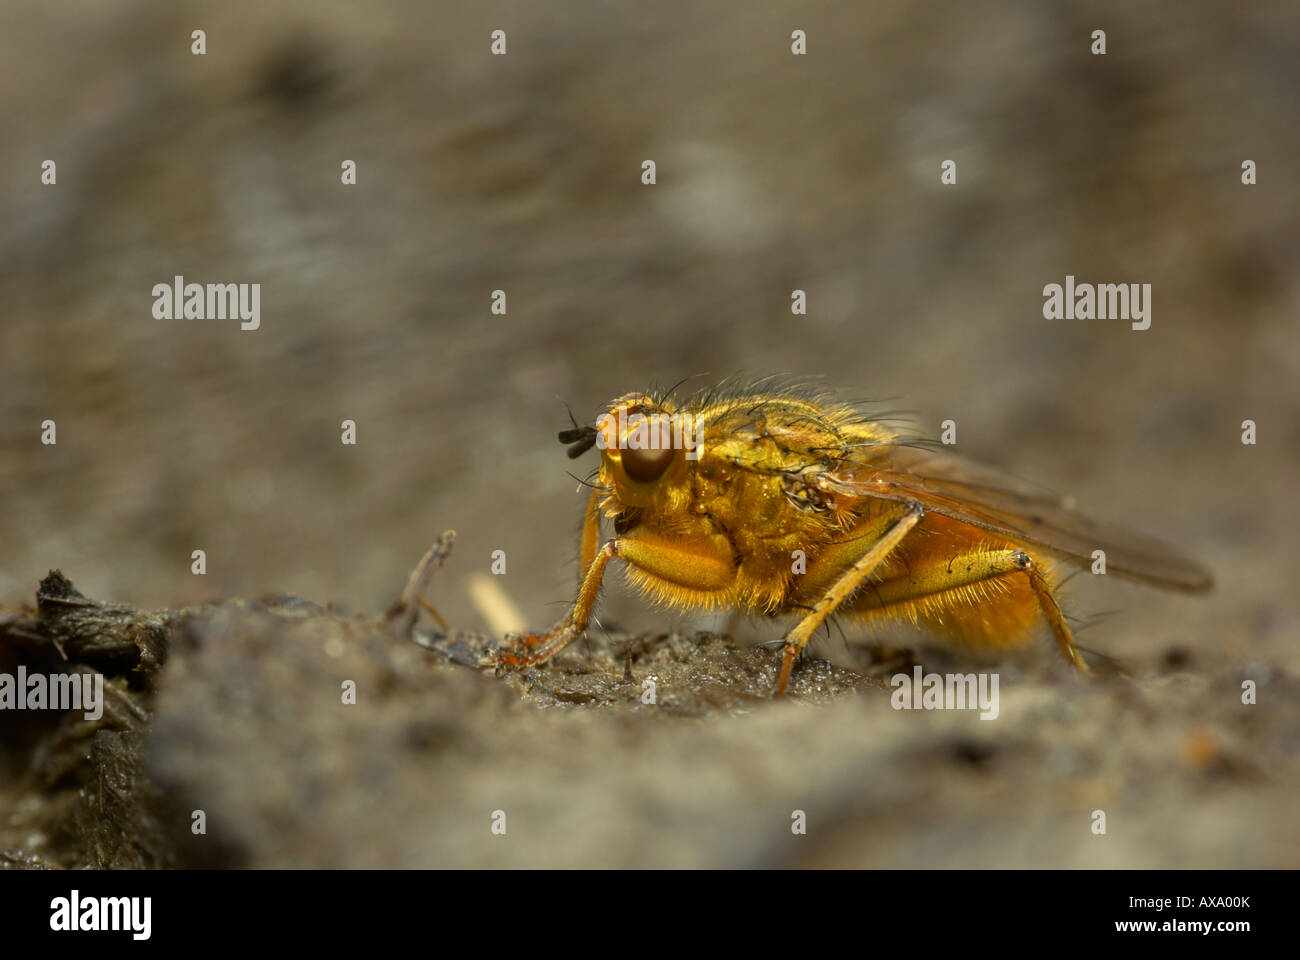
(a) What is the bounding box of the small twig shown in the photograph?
[387,531,456,638]
[37,595,97,608]
[418,597,450,630]
[3,626,46,642]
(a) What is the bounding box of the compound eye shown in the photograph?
[621,445,674,483]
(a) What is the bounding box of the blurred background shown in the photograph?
[2,0,1297,669]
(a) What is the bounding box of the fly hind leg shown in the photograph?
[1024,561,1088,671]
[849,544,1089,672]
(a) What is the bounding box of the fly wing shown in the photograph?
[814,445,1213,593]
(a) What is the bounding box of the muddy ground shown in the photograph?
[1,559,1296,869]
[2,2,1298,867]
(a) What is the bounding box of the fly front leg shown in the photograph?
[489,487,607,670]
[491,539,620,670]
[776,503,924,696]
[490,517,737,672]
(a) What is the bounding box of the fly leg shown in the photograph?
[490,539,620,670]
[490,491,737,672]
[848,546,1089,672]
[488,488,607,670]
[1025,563,1088,671]
[777,503,924,696]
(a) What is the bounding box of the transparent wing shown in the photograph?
[815,445,1213,593]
